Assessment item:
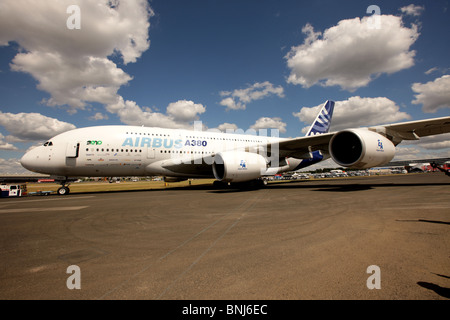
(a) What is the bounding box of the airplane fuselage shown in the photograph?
[20,125,299,178]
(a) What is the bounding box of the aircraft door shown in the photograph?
[147,148,155,159]
[66,142,80,158]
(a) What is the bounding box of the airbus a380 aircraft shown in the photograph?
[20,100,450,195]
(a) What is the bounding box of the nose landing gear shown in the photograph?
[57,179,71,195]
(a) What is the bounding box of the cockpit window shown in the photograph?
[43,141,53,147]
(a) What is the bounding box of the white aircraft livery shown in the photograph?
[20,100,450,195]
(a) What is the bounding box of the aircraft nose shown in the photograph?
[20,148,39,172]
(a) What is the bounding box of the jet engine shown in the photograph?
[213,151,267,183]
[329,129,395,169]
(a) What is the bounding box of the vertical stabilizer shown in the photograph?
[305,100,335,136]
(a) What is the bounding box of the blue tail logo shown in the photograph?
[306,100,335,136]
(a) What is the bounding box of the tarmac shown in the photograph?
[0,173,449,300]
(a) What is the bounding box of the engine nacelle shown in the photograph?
[213,151,267,183]
[329,129,395,169]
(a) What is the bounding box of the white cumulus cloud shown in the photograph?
[216,123,239,132]
[395,134,450,160]
[0,111,76,141]
[107,97,206,129]
[166,100,206,122]
[403,133,450,150]
[411,75,450,113]
[0,0,153,113]
[285,15,419,91]
[220,81,284,110]
[0,133,18,150]
[89,112,109,121]
[400,4,425,17]
[0,158,31,174]
[250,117,287,133]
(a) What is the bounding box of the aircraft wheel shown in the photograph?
[57,187,70,195]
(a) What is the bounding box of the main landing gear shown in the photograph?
[57,179,71,195]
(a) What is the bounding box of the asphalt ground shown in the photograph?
[0,173,449,300]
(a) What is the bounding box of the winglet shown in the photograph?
[305,100,335,136]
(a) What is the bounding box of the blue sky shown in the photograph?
[0,0,449,173]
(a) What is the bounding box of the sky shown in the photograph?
[0,0,449,174]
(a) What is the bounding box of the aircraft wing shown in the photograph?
[370,116,450,141]
[275,133,335,158]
